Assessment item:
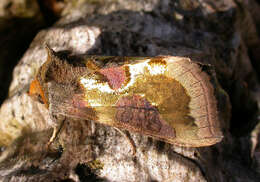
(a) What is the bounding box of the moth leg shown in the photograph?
[47,116,66,147]
[47,127,58,146]
[114,127,136,156]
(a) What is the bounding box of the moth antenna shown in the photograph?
[39,43,61,83]
[44,43,64,63]
[45,43,56,56]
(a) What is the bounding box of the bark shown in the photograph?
[0,0,260,181]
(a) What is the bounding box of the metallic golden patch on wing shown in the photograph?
[148,57,167,66]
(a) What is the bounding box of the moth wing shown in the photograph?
[45,56,223,147]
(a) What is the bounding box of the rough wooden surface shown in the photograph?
[0,0,260,181]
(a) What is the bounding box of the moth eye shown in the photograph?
[37,94,44,104]
[29,79,48,107]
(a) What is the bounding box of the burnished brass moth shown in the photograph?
[29,45,223,147]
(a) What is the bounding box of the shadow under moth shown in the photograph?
[29,45,223,148]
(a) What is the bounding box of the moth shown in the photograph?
[29,45,223,147]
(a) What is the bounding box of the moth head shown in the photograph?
[28,44,55,108]
[29,79,49,108]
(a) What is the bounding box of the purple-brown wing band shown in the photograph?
[115,95,176,139]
